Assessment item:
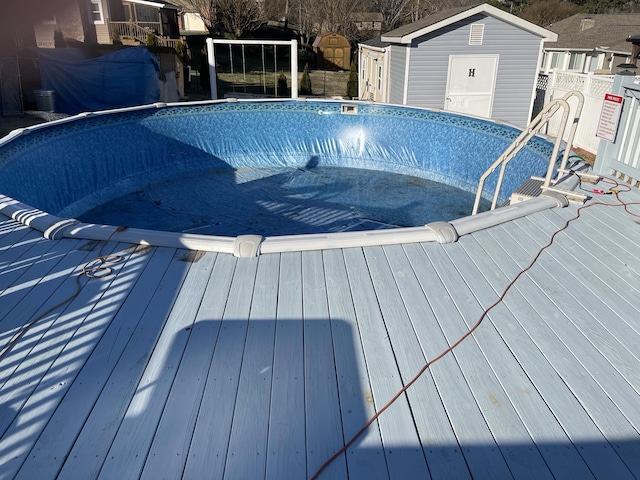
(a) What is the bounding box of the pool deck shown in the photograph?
[1,180,639,480]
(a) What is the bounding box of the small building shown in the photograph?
[358,3,557,127]
[352,12,384,33]
[540,14,639,74]
[313,33,351,70]
[358,36,389,102]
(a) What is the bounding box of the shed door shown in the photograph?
[445,55,499,118]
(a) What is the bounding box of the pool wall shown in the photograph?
[0,98,573,255]
[0,99,553,219]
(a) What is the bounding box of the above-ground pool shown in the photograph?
[0,99,558,254]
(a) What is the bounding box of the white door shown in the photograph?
[445,54,499,118]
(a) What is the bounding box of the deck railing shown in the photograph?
[595,76,640,186]
[109,21,180,48]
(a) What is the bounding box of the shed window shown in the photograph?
[469,24,484,45]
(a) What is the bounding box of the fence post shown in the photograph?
[206,38,217,100]
[594,72,637,175]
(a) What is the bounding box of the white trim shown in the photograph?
[382,3,557,44]
[403,46,410,105]
[126,0,179,10]
[90,0,105,25]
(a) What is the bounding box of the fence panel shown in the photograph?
[544,71,614,154]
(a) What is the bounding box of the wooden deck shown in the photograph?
[1,182,639,479]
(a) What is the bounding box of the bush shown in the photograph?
[277,72,288,97]
[300,63,312,95]
[200,47,211,91]
[346,61,358,98]
[175,41,188,63]
[146,32,157,47]
[111,28,122,46]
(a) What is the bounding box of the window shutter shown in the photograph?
[469,24,484,45]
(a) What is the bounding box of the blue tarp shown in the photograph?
[38,47,160,114]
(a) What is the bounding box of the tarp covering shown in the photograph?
[38,47,160,114]
[0,56,22,115]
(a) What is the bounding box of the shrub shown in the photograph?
[112,28,122,46]
[277,72,288,97]
[146,32,157,47]
[346,62,358,98]
[300,63,312,95]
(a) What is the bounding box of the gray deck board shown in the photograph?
[222,254,280,480]
[96,250,217,480]
[180,255,258,480]
[477,217,640,478]
[14,246,177,479]
[302,250,346,479]
[1,182,640,480]
[344,246,429,479]
[444,236,598,480]
[322,248,387,480]
[383,244,473,480]
[53,248,193,480]
[265,252,306,480]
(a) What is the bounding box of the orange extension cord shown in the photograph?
[310,175,640,480]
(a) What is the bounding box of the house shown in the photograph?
[30,0,181,48]
[33,0,110,48]
[352,12,384,33]
[540,14,639,74]
[358,3,557,127]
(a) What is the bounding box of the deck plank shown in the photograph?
[444,235,597,480]
[402,242,514,480]
[475,218,639,479]
[414,242,545,480]
[343,247,428,479]
[0,240,122,444]
[222,253,280,479]
[382,244,473,480]
[97,251,218,480]
[14,246,176,479]
[323,248,387,479]
[138,252,236,480]
[0,238,96,384]
[180,255,259,480]
[302,250,347,479]
[265,252,306,480]
[54,249,194,480]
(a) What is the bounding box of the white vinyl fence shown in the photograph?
[544,71,614,154]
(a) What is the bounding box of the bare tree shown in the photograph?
[310,0,366,39]
[373,0,414,30]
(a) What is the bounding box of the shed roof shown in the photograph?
[359,36,390,49]
[381,3,557,44]
[544,14,640,54]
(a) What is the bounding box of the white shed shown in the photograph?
[358,3,557,127]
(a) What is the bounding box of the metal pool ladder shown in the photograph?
[472,91,585,215]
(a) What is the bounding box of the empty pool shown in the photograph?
[0,99,556,253]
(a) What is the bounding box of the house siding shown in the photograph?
[389,44,407,105]
[403,14,542,126]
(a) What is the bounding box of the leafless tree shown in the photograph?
[373,0,414,30]
[310,0,366,39]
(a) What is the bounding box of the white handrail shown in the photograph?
[472,91,583,215]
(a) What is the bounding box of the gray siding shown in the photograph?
[389,44,407,105]
[405,14,541,126]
